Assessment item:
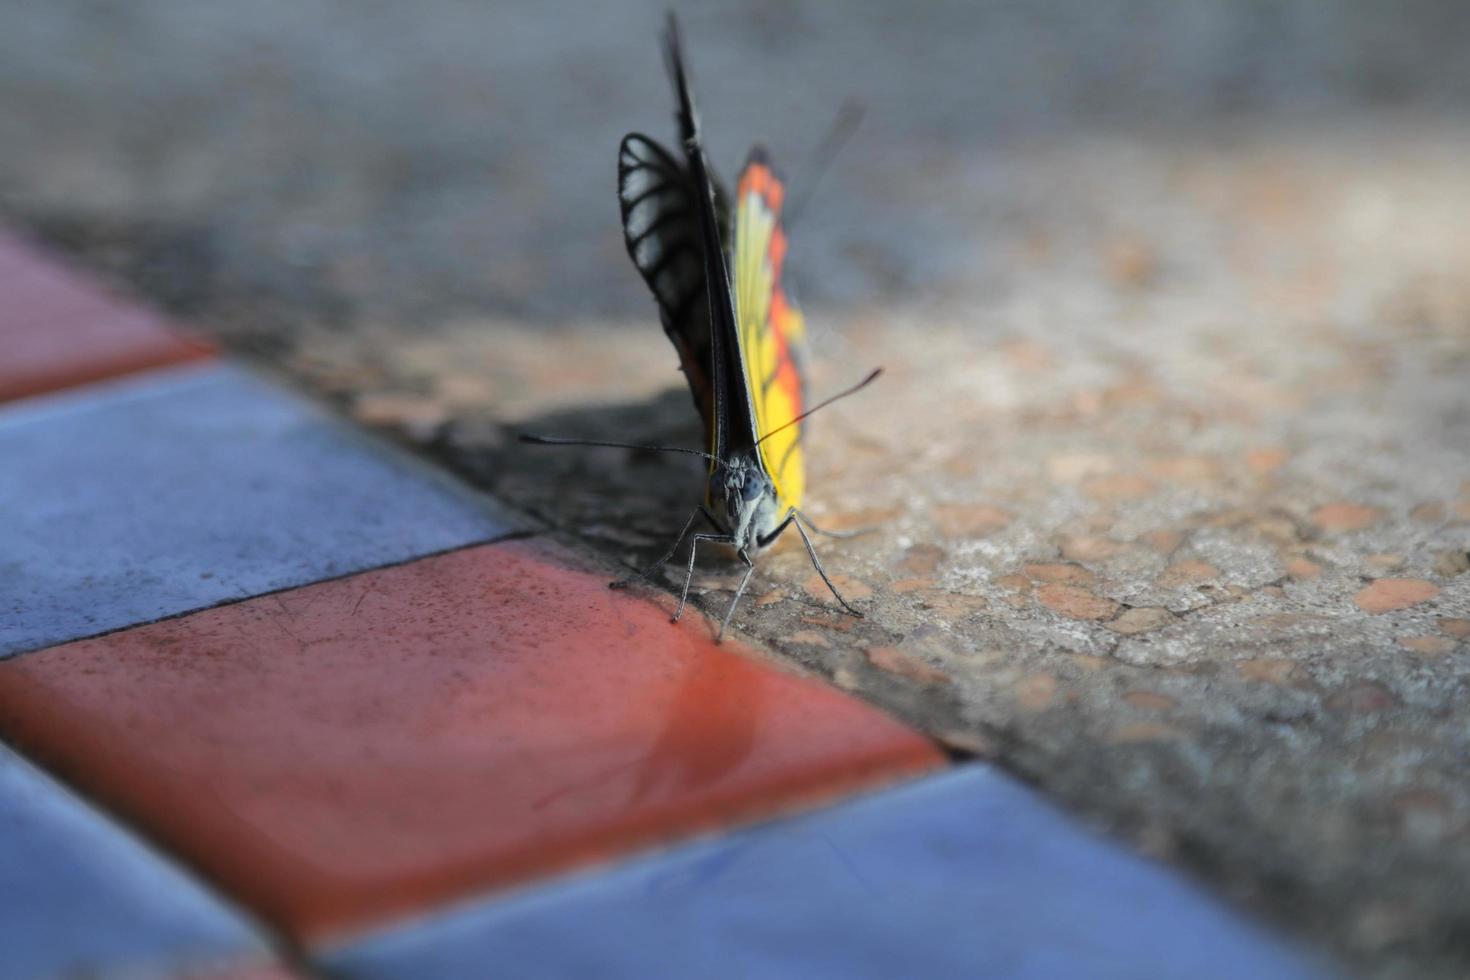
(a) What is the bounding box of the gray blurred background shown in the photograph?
[4,0,1469,329]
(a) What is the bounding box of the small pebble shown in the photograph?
[1439,618,1470,639]
[815,507,900,531]
[1285,557,1322,580]
[1058,534,1121,561]
[1082,474,1154,501]
[1245,447,1289,474]
[1237,659,1302,684]
[351,393,450,441]
[1139,530,1184,554]
[865,646,952,685]
[1410,501,1446,522]
[1310,502,1384,532]
[1107,607,1176,635]
[803,573,874,604]
[1432,549,1469,578]
[1047,453,1114,482]
[935,729,995,757]
[1156,560,1220,589]
[1037,584,1119,621]
[1014,673,1058,710]
[1103,235,1158,286]
[1364,553,1405,573]
[1354,579,1439,614]
[1325,681,1400,714]
[1398,636,1454,656]
[897,543,947,575]
[1023,562,1094,584]
[932,503,1012,537]
[915,591,989,618]
[1123,690,1177,711]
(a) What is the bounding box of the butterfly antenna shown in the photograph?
[520,434,720,464]
[784,98,864,227]
[665,12,740,464]
[754,367,883,448]
[664,13,698,144]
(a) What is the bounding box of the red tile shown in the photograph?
[0,234,213,402]
[0,539,942,941]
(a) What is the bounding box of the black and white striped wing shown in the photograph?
[618,132,721,441]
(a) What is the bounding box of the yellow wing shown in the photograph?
[732,151,808,510]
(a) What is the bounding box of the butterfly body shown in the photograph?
[710,449,783,555]
[529,15,871,640]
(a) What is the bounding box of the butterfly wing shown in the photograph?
[618,133,716,437]
[618,18,748,467]
[732,150,808,510]
[660,15,762,467]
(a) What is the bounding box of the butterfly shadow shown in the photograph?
[439,385,834,625]
[450,386,718,561]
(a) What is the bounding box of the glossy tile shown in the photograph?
[0,234,212,403]
[176,960,308,980]
[0,539,943,941]
[0,364,512,657]
[323,765,1330,980]
[0,743,264,980]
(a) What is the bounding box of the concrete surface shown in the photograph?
[3,2,1469,975]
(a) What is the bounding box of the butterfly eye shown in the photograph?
[740,476,766,502]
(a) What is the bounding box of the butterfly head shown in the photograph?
[712,452,783,553]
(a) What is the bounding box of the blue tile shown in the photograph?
[0,364,513,657]
[0,744,264,979]
[322,766,1331,980]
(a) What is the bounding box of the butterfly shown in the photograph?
[526,14,878,640]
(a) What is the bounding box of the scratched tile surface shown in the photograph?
[0,539,942,940]
[323,765,1330,980]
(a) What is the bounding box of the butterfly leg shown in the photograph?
[793,515,864,618]
[674,531,734,623]
[717,551,757,643]
[759,511,864,618]
[610,505,722,591]
[794,508,878,540]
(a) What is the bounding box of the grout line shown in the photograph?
[1,530,539,663]
[0,358,222,426]
[219,358,536,534]
[311,758,950,957]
